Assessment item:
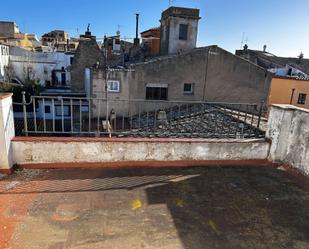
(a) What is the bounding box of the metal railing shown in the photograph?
[14,92,266,139]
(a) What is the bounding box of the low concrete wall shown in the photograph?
[267,104,309,175]
[12,137,270,165]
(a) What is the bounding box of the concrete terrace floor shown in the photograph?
[0,166,308,249]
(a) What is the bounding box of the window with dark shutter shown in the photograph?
[179,24,188,40]
[146,87,168,100]
[297,93,307,104]
[183,83,194,94]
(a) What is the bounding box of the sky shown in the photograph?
[1,0,309,57]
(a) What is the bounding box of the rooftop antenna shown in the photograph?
[116,24,121,36]
[245,36,249,45]
[240,32,245,49]
[168,0,174,6]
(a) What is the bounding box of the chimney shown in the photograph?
[263,45,267,52]
[66,39,69,52]
[134,13,140,48]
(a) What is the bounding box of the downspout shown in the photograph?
[290,88,295,104]
[202,48,210,101]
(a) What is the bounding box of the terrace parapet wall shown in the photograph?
[267,104,309,175]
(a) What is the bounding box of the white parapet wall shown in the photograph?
[0,93,15,171]
[267,104,309,175]
[11,137,270,165]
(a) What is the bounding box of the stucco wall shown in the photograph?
[267,104,309,175]
[91,69,134,117]
[268,77,309,109]
[12,138,269,165]
[160,16,199,55]
[91,46,271,117]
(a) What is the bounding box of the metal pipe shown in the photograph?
[22,91,28,136]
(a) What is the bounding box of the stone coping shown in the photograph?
[0,92,13,100]
[271,104,309,113]
[12,136,267,143]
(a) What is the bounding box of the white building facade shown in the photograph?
[9,46,74,86]
[0,44,9,81]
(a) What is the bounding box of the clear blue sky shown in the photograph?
[2,0,308,57]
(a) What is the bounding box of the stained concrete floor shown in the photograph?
[0,166,308,249]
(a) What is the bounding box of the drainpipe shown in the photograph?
[202,48,210,101]
[203,46,218,101]
[290,88,295,104]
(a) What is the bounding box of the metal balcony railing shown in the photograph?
[13,92,266,139]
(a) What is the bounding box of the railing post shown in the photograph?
[22,91,28,136]
[257,102,264,129]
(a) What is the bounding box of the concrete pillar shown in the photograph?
[267,104,309,175]
[0,93,15,173]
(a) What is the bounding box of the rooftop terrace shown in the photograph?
[0,166,308,248]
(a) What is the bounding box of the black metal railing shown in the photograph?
[13,92,266,139]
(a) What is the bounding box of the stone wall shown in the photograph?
[71,37,105,92]
[267,104,309,175]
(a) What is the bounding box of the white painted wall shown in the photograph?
[9,46,73,86]
[267,104,309,175]
[268,65,308,77]
[12,138,269,165]
[0,94,15,170]
[0,44,9,81]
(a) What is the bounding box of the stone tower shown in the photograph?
[160,6,200,55]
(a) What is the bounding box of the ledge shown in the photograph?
[0,92,13,100]
[12,136,268,143]
[271,104,309,113]
[18,159,273,169]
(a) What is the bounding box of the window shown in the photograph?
[183,83,194,95]
[70,57,74,64]
[107,80,120,92]
[298,93,307,105]
[44,106,51,113]
[55,105,70,116]
[179,24,188,40]
[146,84,168,100]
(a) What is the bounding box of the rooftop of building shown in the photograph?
[236,48,309,74]
[0,21,16,25]
[161,6,200,20]
[140,27,160,35]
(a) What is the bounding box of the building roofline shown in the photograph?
[130,45,270,73]
[272,75,309,81]
[140,27,160,35]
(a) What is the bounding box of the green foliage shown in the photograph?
[0,80,42,103]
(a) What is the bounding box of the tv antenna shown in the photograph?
[240,32,249,49]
